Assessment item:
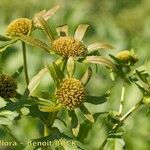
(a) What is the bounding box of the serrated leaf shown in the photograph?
[11,66,23,79]
[80,105,94,123]
[68,110,80,137]
[74,24,89,41]
[0,34,11,41]
[67,57,75,78]
[86,93,109,105]
[81,67,92,85]
[82,56,114,69]
[18,34,51,53]
[56,24,68,36]
[28,68,48,95]
[87,42,113,52]
[0,38,18,52]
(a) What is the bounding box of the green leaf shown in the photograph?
[136,70,149,83]
[18,34,51,53]
[81,67,92,85]
[11,66,23,79]
[80,105,94,123]
[104,138,125,150]
[0,111,18,125]
[0,38,18,52]
[37,16,55,42]
[68,110,80,137]
[0,34,11,41]
[47,64,59,87]
[82,56,114,69]
[28,68,48,95]
[67,57,75,78]
[53,62,64,81]
[86,93,109,105]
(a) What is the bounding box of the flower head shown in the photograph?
[6,18,32,36]
[116,50,138,64]
[52,36,87,58]
[56,78,86,110]
[0,75,17,98]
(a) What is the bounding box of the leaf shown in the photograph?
[33,5,60,27]
[0,38,18,52]
[18,34,51,53]
[68,110,80,137]
[135,70,149,83]
[74,24,89,41]
[67,57,75,78]
[104,138,125,150]
[80,105,94,123]
[53,62,64,81]
[0,34,11,41]
[37,16,55,41]
[86,93,109,105]
[28,68,48,95]
[82,56,114,69]
[47,64,59,87]
[11,66,23,79]
[56,24,68,36]
[87,42,113,52]
[81,67,92,85]
[0,111,18,125]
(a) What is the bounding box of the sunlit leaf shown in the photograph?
[68,110,80,137]
[104,138,125,150]
[74,24,89,41]
[0,38,18,52]
[0,34,11,41]
[67,57,75,78]
[81,67,92,85]
[56,24,69,36]
[28,68,48,95]
[37,16,55,42]
[87,42,113,52]
[82,56,114,69]
[18,34,51,53]
[80,105,94,123]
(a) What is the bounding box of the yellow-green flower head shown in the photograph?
[116,50,138,63]
[52,37,87,58]
[56,78,86,110]
[0,75,17,98]
[6,18,32,36]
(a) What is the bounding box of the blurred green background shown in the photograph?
[0,0,150,150]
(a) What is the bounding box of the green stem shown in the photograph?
[119,85,125,115]
[22,41,29,85]
[99,98,144,150]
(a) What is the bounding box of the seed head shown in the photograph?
[6,18,32,36]
[56,78,86,110]
[0,75,17,98]
[52,37,87,58]
[116,50,138,63]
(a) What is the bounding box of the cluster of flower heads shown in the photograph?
[1,5,138,110]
